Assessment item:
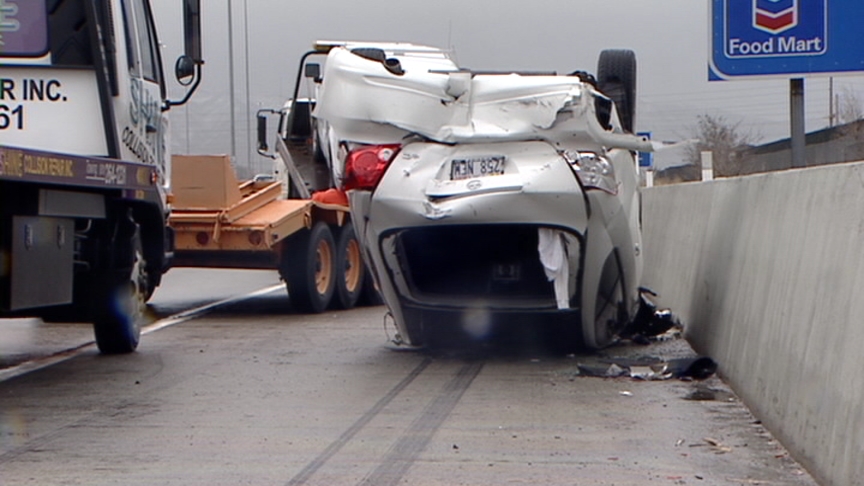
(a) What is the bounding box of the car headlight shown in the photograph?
[565,151,618,195]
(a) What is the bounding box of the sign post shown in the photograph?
[790,78,805,168]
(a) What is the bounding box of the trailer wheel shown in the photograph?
[93,226,146,354]
[283,222,336,313]
[331,225,364,310]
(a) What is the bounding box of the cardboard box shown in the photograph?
[171,155,242,209]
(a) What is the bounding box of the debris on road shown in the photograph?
[664,356,718,380]
[570,294,718,382]
[575,356,717,381]
[684,384,736,402]
[620,288,683,344]
[701,437,733,454]
[577,362,629,377]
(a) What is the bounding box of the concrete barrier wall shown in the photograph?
[641,162,864,486]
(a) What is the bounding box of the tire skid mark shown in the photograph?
[285,357,433,486]
[357,361,484,486]
[0,284,284,383]
[0,286,285,461]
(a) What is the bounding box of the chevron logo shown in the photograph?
[753,0,798,34]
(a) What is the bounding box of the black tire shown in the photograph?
[583,254,626,349]
[358,268,384,306]
[331,224,364,310]
[282,222,336,313]
[597,49,637,133]
[143,279,157,303]
[93,225,146,354]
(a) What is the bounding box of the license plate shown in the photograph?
[449,156,505,180]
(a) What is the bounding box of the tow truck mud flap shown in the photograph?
[9,216,74,310]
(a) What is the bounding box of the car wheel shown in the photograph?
[357,269,384,306]
[283,222,336,313]
[584,254,626,349]
[597,49,637,133]
[331,224,364,310]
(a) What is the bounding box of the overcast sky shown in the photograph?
[152,0,864,176]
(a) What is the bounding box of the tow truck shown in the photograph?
[0,0,203,353]
[2,12,375,356]
[164,43,379,314]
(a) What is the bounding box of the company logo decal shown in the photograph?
[753,0,797,34]
[725,0,826,59]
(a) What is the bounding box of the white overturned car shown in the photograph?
[311,41,652,349]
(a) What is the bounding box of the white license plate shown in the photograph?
[449,156,505,180]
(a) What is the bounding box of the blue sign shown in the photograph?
[710,0,864,79]
[637,132,653,168]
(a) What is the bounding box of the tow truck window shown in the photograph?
[121,0,162,84]
[0,0,49,57]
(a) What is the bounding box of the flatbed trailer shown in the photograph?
[167,154,366,313]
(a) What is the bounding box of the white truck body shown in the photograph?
[1,0,173,195]
[0,0,202,353]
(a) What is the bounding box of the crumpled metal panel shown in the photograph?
[313,45,652,152]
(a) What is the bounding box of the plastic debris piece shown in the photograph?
[630,363,673,381]
[666,357,718,380]
[703,437,733,454]
[576,355,717,381]
[576,362,628,378]
[621,290,683,342]
[606,363,627,377]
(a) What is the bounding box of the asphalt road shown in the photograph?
[0,268,819,485]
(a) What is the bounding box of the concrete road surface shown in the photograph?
[0,269,818,485]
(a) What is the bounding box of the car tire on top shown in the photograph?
[597,49,637,134]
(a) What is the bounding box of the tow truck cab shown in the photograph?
[0,0,202,353]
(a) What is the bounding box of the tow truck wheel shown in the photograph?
[93,225,146,354]
[283,222,336,313]
[331,225,364,310]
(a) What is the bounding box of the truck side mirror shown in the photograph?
[257,114,269,153]
[165,0,203,108]
[305,63,321,82]
[183,0,202,62]
[175,55,196,85]
[256,109,279,158]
